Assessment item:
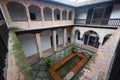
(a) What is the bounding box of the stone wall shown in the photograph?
[79,27,120,80]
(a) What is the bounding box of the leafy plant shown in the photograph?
[63,78,67,80]
[70,46,78,53]
[45,59,52,67]
[88,54,93,59]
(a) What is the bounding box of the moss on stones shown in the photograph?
[9,31,35,80]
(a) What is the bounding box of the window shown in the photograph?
[68,37,70,42]
[30,13,36,20]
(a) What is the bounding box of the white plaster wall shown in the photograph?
[57,29,63,45]
[40,30,52,51]
[73,26,115,43]
[110,4,120,18]
[75,9,88,19]
[17,34,38,57]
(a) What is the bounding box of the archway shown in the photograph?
[43,7,52,21]
[7,2,27,21]
[62,10,67,20]
[54,9,60,20]
[29,5,41,21]
[83,30,100,48]
[74,30,80,43]
[68,11,72,20]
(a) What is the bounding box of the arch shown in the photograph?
[29,5,41,21]
[83,30,100,48]
[43,7,52,21]
[68,11,72,20]
[62,10,67,20]
[54,9,60,20]
[74,30,81,43]
[7,2,27,21]
[102,34,112,45]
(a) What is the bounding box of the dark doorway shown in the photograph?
[84,35,89,45]
[102,34,112,45]
[56,35,58,45]
[57,14,60,20]
[0,9,4,20]
[67,37,70,42]
[94,37,100,48]
[88,36,96,47]
[77,32,80,40]
[30,13,36,20]
[50,36,53,47]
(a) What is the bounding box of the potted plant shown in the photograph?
[45,59,51,68]
[88,54,93,59]
[70,46,78,53]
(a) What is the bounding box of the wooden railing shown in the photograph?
[75,18,120,27]
[0,21,9,80]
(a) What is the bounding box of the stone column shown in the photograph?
[25,5,31,28]
[60,10,62,24]
[41,8,44,27]
[35,33,43,58]
[67,10,69,21]
[52,30,57,51]
[72,11,75,24]
[63,28,67,47]
[52,8,54,26]
[71,28,74,44]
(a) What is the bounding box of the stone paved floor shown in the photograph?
[31,46,96,80]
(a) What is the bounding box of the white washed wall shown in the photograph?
[110,4,120,18]
[57,29,63,45]
[40,30,52,51]
[17,34,38,57]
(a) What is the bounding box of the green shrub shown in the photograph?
[45,59,51,67]
[88,54,93,59]
[70,46,78,53]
